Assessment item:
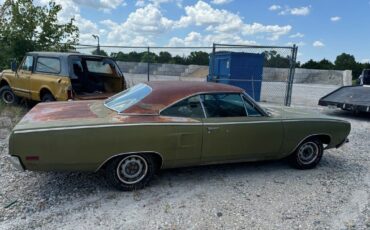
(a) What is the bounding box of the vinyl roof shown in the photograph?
[123,81,243,114]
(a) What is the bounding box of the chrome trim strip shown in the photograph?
[14,119,342,134]
[14,122,203,133]
[95,151,163,172]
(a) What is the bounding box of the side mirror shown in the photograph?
[11,61,17,72]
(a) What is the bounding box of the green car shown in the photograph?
[8,81,351,191]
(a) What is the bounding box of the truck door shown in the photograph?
[13,55,34,98]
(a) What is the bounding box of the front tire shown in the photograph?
[41,93,55,102]
[0,85,18,105]
[106,154,156,191]
[289,138,323,169]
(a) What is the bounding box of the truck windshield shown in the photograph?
[104,83,152,113]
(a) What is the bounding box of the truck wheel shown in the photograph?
[0,85,18,105]
[105,154,156,191]
[288,138,323,169]
[41,93,55,102]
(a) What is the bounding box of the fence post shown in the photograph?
[285,44,298,106]
[147,47,150,82]
[210,43,216,81]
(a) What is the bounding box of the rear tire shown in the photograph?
[41,93,55,102]
[105,154,156,191]
[289,138,323,169]
[0,85,18,105]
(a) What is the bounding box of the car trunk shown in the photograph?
[13,100,116,132]
[69,56,125,100]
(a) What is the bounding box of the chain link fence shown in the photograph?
[73,43,297,106]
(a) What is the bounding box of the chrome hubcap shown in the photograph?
[298,142,319,164]
[117,155,148,184]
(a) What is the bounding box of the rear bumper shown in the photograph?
[336,138,349,148]
[7,155,24,171]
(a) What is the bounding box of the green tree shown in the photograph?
[334,53,362,78]
[0,0,79,70]
[157,51,172,63]
[92,49,108,56]
[186,51,209,65]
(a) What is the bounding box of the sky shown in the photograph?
[5,0,370,63]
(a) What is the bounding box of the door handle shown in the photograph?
[207,127,220,133]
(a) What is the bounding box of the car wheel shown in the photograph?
[0,85,18,105]
[289,138,323,169]
[106,154,156,191]
[41,93,55,102]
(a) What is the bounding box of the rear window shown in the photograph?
[104,83,152,113]
[86,60,113,74]
[35,57,60,74]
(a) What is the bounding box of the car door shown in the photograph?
[13,55,34,98]
[160,95,205,166]
[201,93,283,163]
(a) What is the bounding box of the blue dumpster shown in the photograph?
[208,52,264,101]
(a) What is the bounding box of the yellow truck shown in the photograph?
[0,52,126,104]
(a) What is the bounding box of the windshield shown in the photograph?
[104,83,152,113]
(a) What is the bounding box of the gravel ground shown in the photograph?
[0,83,369,230]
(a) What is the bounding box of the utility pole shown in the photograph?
[92,34,100,54]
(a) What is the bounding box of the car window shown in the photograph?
[86,60,113,74]
[202,93,247,117]
[20,56,34,71]
[161,95,205,118]
[242,95,263,117]
[35,57,61,74]
[104,83,152,113]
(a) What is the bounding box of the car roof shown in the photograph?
[26,51,109,59]
[123,81,244,115]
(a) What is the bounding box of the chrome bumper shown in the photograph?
[8,155,24,171]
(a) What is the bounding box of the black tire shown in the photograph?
[41,92,55,102]
[0,85,19,105]
[105,153,156,191]
[289,138,323,169]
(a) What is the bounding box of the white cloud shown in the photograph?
[269,5,281,11]
[330,16,341,22]
[73,0,125,12]
[279,6,311,16]
[101,4,174,45]
[136,0,145,7]
[169,31,257,46]
[313,41,325,47]
[243,23,292,41]
[289,32,304,38]
[175,1,291,41]
[211,0,232,5]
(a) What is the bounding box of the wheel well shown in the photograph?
[289,134,331,156]
[97,152,163,172]
[39,88,52,100]
[300,134,331,147]
[0,80,9,88]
